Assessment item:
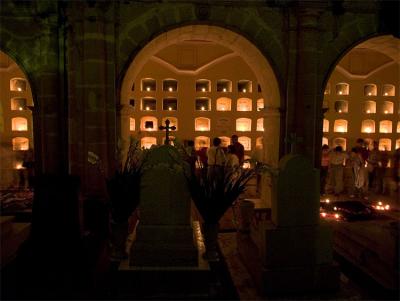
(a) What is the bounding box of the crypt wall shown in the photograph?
[0,0,398,196]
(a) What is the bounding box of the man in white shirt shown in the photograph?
[207,137,226,183]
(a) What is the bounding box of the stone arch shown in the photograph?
[120,25,281,109]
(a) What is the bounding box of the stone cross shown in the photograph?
[284,133,303,154]
[159,119,176,145]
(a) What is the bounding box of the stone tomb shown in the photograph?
[118,145,210,297]
[239,154,340,294]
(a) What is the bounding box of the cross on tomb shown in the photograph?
[159,119,176,145]
[284,133,303,154]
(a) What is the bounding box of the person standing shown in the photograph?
[349,147,364,198]
[329,146,348,196]
[207,137,226,183]
[367,141,380,193]
[355,138,369,194]
[230,135,244,166]
[320,144,330,195]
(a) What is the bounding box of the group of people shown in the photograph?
[321,138,399,198]
[185,135,245,181]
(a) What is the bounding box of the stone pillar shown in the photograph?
[67,2,117,197]
[290,6,325,166]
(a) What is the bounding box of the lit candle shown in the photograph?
[223,88,227,92]
[366,109,371,113]
[368,92,371,96]
[365,127,371,133]
[338,109,342,113]
[17,87,22,92]
[146,106,150,111]
[202,87,206,92]
[243,88,247,93]
[339,91,342,95]
[146,87,150,91]
[169,87,173,92]
[384,92,388,96]
[168,107,172,111]
[201,106,205,111]
[19,107,23,111]
[384,110,388,114]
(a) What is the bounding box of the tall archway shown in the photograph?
[0,50,35,189]
[120,25,281,168]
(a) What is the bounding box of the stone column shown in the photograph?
[292,6,325,166]
[67,2,117,197]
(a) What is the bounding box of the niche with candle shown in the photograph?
[195,98,210,111]
[163,79,178,92]
[397,121,400,133]
[334,119,348,133]
[140,116,158,131]
[364,101,376,114]
[216,97,232,111]
[10,78,27,92]
[334,100,348,113]
[364,84,377,96]
[10,98,27,111]
[382,101,394,114]
[379,139,391,151]
[195,136,210,149]
[12,137,29,151]
[322,137,328,146]
[333,138,346,151]
[161,117,178,131]
[379,120,392,133]
[257,118,264,131]
[238,136,251,151]
[142,98,157,111]
[141,137,157,149]
[195,117,210,131]
[141,78,156,92]
[323,119,329,133]
[361,120,375,133]
[236,98,252,111]
[256,137,263,148]
[129,118,135,131]
[238,80,252,93]
[236,118,251,132]
[216,79,232,92]
[12,117,28,131]
[335,83,349,95]
[382,84,395,96]
[163,98,177,111]
[219,136,230,147]
[256,98,264,111]
[324,84,330,95]
[196,79,210,92]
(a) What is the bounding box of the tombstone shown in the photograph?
[119,145,210,297]
[239,155,339,294]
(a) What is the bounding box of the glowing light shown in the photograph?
[378,201,382,205]
[339,91,342,95]
[202,87,206,92]
[366,109,371,114]
[146,106,150,111]
[223,88,227,92]
[201,106,205,111]
[326,199,330,203]
[384,92,388,96]
[384,110,388,114]
[321,212,327,218]
[146,87,150,91]
[19,107,23,111]
[15,163,23,169]
[243,88,247,93]
[168,87,173,92]
[368,92,372,96]
[336,126,345,133]
[168,107,172,111]
[334,214,340,219]
[338,109,342,113]
[242,162,251,169]
[385,205,390,210]
[333,207,337,211]
[17,87,22,92]
[364,127,372,133]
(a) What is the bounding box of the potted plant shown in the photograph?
[88,137,147,259]
[188,163,256,261]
